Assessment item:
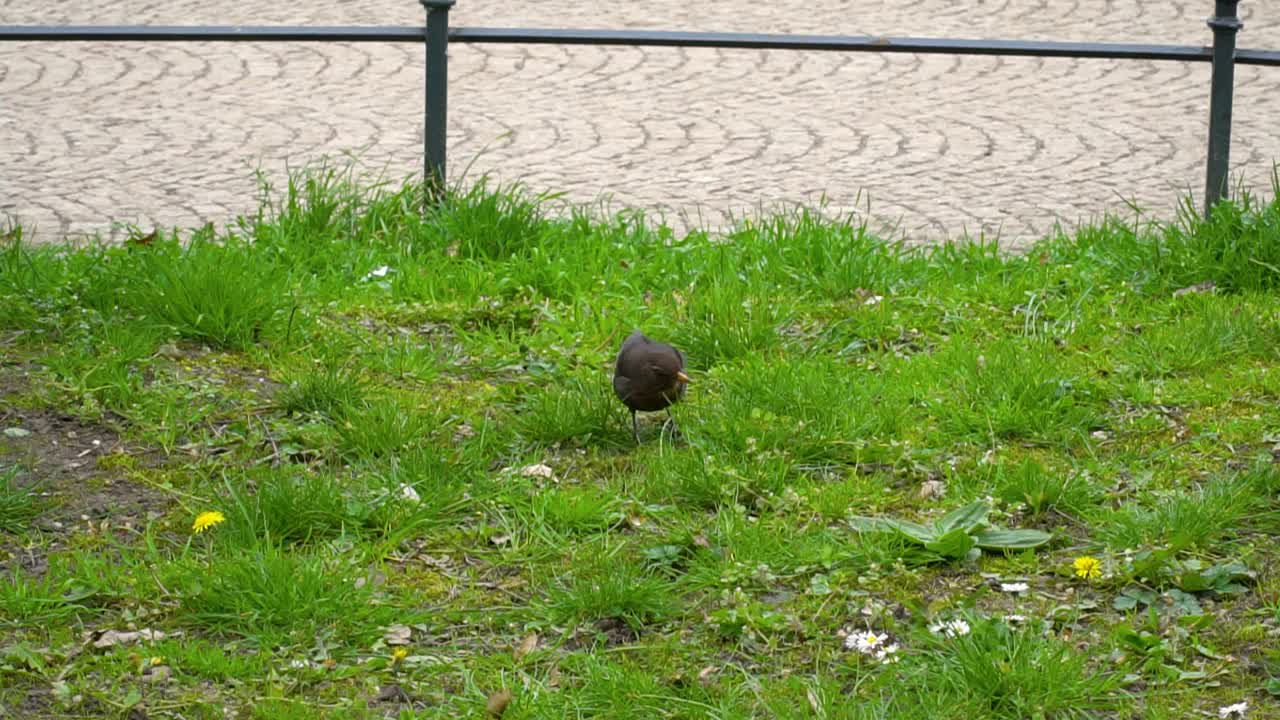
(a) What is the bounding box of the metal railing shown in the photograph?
[3,0,1278,217]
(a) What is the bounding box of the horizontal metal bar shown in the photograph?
[2,24,1279,66]
[1237,48,1280,65]
[453,27,1280,65]
[0,26,425,42]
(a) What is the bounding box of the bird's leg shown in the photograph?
[631,410,641,444]
[663,408,681,440]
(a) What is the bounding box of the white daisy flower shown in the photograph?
[845,630,885,654]
[874,643,900,664]
[999,582,1029,593]
[929,619,971,637]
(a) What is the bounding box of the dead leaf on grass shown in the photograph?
[514,632,538,660]
[126,229,159,248]
[84,628,174,650]
[486,688,513,718]
[919,479,946,500]
[383,624,412,646]
[372,684,411,705]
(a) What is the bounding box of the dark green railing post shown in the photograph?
[421,0,454,199]
[1204,0,1242,218]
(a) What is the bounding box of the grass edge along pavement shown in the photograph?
[1,164,1280,718]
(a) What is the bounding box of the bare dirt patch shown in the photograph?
[1,365,172,574]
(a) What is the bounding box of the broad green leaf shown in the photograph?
[973,528,1052,550]
[882,519,938,544]
[847,516,889,532]
[809,574,832,596]
[1193,642,1228,661]
[1176,614,1213,631]
[1167,589,1202,615]
[925,528,977,560]
[851,516,936,544]
[1177,569,1212,593]
[936,501,991,534]
[1113,594,1139,611]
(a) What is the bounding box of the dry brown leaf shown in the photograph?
[383,624,412,645]
[697,665,718,685]
[518,463,555,480]
[486,688,513,718]
[919,480,946,500]
[127,229,159,247]
[373,684,411,704]
[141,665,172,684]
[514,633,538,660]
[86,628,172,649]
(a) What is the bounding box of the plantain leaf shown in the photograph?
[925,528,977,560]
[936,501,991,534]
[973,528,1052,550]
[850,516,937,544]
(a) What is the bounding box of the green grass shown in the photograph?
[2,164,1279,718]
[0,466,43,534]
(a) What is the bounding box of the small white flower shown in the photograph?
[1218,701,1248,719]
[1003,614,1029,624]
[874,643,900,664]
[399,483,421,504]
[929,619,971,637]
[999,582,1029,593]
[362,265,393,282]
[845,631,885,654]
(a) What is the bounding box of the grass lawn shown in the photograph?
[2,167,1280,719]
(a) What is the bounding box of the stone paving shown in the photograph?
[2,1,1280,246]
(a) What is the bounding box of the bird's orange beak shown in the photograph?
[676,370,691,384]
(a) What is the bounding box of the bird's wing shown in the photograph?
[612,374,632,402]
[619,331,648,354]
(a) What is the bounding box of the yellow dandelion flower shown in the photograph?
[391,648,409,663]
[192,511,226,534]
[1073,555,1101,580]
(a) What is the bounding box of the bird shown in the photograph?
[612,330,690,443]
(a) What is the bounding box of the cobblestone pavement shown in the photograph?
[2,1,1280,246]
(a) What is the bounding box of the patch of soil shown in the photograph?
[1,367,172,574]
[5,685,54,720]
[564,617,640,650]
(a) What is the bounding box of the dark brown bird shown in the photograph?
[613,330,690,443]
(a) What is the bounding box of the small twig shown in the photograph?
[257,415,281,467]
[285,303,299,345]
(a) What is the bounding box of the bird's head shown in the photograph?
[649,356,691,389]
